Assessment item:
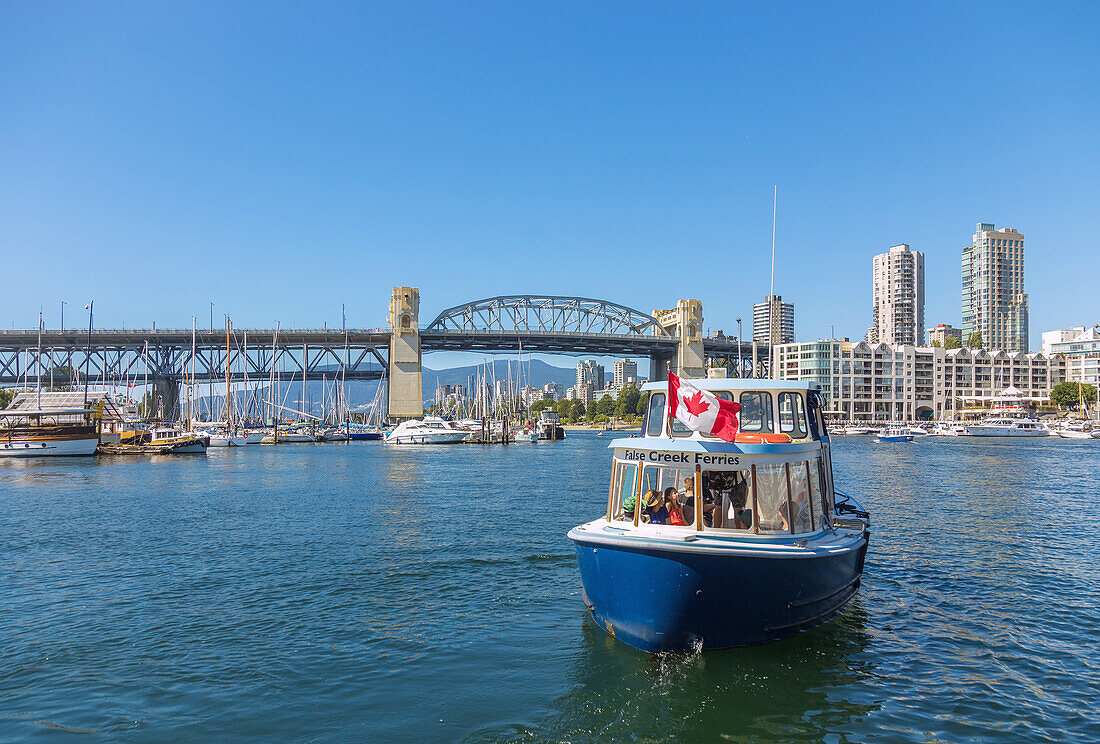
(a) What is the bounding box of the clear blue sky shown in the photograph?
[2,1,1097,359]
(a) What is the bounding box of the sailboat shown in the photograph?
[208,317,247,446]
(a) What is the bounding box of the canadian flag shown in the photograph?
[667,372,741,442]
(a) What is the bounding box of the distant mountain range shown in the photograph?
[423,359,576,395]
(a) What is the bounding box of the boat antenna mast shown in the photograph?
[770,184,777,298]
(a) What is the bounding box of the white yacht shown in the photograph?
[537,410,566,440]
[384,417,470,445]
[1054,422,1096,440]
[842,425,877,435]
[965,418,1050,437]
[932,422,970,437]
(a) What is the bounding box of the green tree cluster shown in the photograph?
[0,388,14,410]
[614,384,640,420]
[587,395,615,420]
[1050,382,1097,408]
[965,331,983,349]
[531,398,555,415]
[944,335,963,350]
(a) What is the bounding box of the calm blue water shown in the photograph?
[2,434,1098,742]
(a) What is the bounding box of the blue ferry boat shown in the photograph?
[567,379,870,653]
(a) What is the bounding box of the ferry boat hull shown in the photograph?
[569,525,869,652]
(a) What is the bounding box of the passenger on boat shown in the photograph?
[726,477,752,530]
[622,489,664,523]
[642,490,665,524]
[663,487,686,526]
[677,476,717,527]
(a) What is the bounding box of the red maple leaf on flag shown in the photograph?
[683,389,711,417]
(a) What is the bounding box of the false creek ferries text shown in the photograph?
[619,450,742,466]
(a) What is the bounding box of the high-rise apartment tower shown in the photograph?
[752,295,795,344]
[613,359,638,389]
[867,244,925,345]
[962,223,1028,352]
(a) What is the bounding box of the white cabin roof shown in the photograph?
[641,379,819,393]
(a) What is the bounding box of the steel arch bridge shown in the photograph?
[420,294,682,356]
[426,295,670,336]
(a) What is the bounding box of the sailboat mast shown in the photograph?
[36,311,42,409]
[189,317,196,430]
[243,330,248,421]
[226,316,232,432]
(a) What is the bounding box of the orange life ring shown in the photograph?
[734,432,793,444]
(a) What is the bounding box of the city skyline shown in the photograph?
[2,4,1098,353]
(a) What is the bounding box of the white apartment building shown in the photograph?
[752,295,795,344]
[962,222,1029,352]
[1044,326,1100,384]
[613,359,638,389]
[775,340,1064,420]
[928,324,962,346]
[867,244,924,345]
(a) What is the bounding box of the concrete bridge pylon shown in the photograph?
[652,299,705,379]
[388,287,424,421]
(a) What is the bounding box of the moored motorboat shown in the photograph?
[842,425,877,435]
[512,426,538,443]
[1054,422,1095,439]
[568,379,870,653]
[966,418,1050,437]
[384,417,470,444]
[537,410,566,440]
[99,425,207,454]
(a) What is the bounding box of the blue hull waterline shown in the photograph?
[570,528,868,652]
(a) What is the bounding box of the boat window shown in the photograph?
[808,457,829,529]
[778,393,807,439]
[645,393,666,437]
[610,462,638,522]
[739,392,773,433]
[702,469,753,530]
[752,463,790,533]
[787,462,814,534]
[630,465,693,524]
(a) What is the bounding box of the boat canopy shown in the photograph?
[641,379,820,393]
